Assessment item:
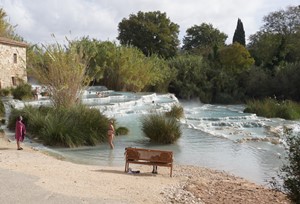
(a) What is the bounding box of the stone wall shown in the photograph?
[0,38,27,89]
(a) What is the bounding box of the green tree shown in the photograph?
[248,6,300,69]
[232,18,245,46]
[182,23,227,56]
[168,54,211,101]
[262,6,300,35]
[117,11,180,59]
[209,43,254,103]
[218,42,254,74]
[100,45,172,92]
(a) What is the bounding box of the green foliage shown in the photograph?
[0,88,10,96]
[117,11,180,59]
[0,8,23,40]
[28,42,90,109]
[168,54,211,101]
[100,45,173,92]
[248,6,300,71]
[218,43,254,74]
[274,62,300,101]
[262,6,300,35]
[11,83,33,100]
[8,105,109,147]
[0,100,4,117]
[244,98,300,120]
[116,126,129,135]
[141,114,181,144]
[182,23,227,56]
[165,105,184,120]
[232,18,245,46]
[279,131,300,203]
[244,66,273,99]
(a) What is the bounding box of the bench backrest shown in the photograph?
[125,147,173,163]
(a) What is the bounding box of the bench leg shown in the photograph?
[125,162,129,172]
[170,165,173,177]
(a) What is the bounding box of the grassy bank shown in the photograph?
[244,98,300,120]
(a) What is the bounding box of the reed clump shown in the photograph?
[141,113,181,144]
[244,98,300,120]
[8,105,109,147]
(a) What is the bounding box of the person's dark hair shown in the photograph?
[17,116,23,121]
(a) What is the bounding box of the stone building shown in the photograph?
[0,37,27,89]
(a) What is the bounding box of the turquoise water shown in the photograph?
[49,99,293,185]
[6,90,300,185]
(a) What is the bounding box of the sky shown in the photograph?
[0,0,299,46]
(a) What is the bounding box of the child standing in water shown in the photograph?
[107,120,115,149]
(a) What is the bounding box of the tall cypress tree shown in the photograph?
[233,18,245,46]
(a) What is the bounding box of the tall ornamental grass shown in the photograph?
[165,104,184,119]
[141,114,181,144]
[244,98,300,120]
[8,105,109,147]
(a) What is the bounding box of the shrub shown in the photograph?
[8,105,110,147]
[0,88,11,96]
[11,84,33,100]
[0,100,4,117]
[244,98,300,120]
[165,105,184,120]
[280,133,300,202]
[270,130,300,203]
[141,114,181,144]
[116,126,129,135]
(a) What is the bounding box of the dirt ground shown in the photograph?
[0,132,290,204]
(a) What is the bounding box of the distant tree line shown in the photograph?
[2,6,300,104]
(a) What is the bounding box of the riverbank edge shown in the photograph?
[0,132,290,203]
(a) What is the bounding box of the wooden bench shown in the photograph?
[124,147,173,177]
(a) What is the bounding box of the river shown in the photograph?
[4,88,300,185]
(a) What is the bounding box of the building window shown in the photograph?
[13,53,17,63]
[12,77,16,86]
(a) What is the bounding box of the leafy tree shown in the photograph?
[244,66,273,99]
[70,37,115,83]
[274,62,300,101]
[233,18,245,46]
[207,43,254,103]
[168,54,211,101]
[28,43,90,109]
[98,44,172,92]
[218,42,254,74]
[262,6,300,35]
[182,23,227,56]
[248,6,300,69]
[117,11,180,59]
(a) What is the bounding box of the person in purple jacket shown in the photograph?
[15,116,26,150]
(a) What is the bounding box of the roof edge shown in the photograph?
[0,37,27,48]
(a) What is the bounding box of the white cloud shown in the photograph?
[0,0,299,45]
